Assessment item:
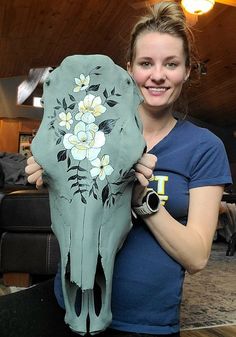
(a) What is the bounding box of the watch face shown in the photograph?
[133,190,160,216]
[147,191,160,212]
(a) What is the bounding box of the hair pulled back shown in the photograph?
[127,1,196,69]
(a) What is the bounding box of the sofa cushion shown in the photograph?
[0,189,51,232]
[0,232,60,274]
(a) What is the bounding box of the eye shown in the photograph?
[140,61,152,68]
[166,62,178,69]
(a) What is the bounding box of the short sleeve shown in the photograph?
[189,130,232,189]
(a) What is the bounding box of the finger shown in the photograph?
[135,163,153,180]
[27,156,36,165]
[36,176,44,189]
[135,171,149,187]
[27,171,42,184]
[25,163,42,175]
[138,153,157,169]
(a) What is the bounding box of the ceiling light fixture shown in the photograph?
[181,0,215,15]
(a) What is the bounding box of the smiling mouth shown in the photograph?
[145,86,170,93]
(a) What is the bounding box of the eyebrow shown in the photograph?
[137,56,180,61]
[165,56,180,61]
[136,57,152,61]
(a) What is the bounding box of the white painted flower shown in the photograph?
[59,111,73,130]
[75,111,95,124]
[73,74,90,92]
[75,94,106,122]
[63,121,105,161]
[90,155,114,181]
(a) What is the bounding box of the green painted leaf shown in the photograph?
[88,84,100,91]
[69,94,76,101]
[98,119,118,134]
[94,180,98,189]
[57,150,67,161]
[71,182,79,188]
[103,89,108,99]
[63,98,67,110]
[106,100,118,107]
[68,103,76,109]
[68,174,78,181]
[67,166,79,172]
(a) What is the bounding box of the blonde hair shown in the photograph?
[127,1,197,69]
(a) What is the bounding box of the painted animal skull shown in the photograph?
[31,54,146,334]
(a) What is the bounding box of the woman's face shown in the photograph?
[128,32,190,113]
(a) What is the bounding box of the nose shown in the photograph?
[150,65,166,82]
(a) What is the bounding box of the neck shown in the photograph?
[139,104,177,151]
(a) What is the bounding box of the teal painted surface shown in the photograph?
[32,54,146,334]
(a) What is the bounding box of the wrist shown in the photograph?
[132,189,160,217]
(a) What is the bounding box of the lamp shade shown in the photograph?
[181,0,215,15]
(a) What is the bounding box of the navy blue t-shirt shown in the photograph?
[54,119,232,334]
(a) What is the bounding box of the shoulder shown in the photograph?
[178,119,224,148]
[181,121,232,187]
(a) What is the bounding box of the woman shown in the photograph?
[23,1,232,337]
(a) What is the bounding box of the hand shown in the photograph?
[25,156,44,189]
[132,153,157,206]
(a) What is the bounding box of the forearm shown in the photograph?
[143,205,215,274]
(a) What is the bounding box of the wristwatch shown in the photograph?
[132,189,160,217]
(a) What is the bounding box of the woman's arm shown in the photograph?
[132,153,224,274]
[143,185,223,274]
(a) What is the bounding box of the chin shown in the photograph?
[144,99,172,111]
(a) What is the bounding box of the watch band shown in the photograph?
[132,190,160,216]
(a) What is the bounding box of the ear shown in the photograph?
[127,62,132,75]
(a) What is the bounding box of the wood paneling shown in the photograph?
[0,1,235,127]
[0,119,20,153]
[0,118,40,153]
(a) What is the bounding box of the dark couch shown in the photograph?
[0,152,60,286]
[0,186,60,287]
